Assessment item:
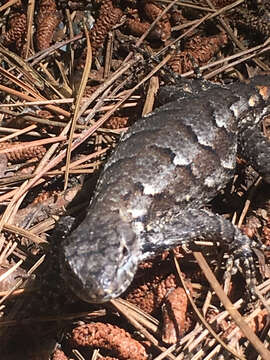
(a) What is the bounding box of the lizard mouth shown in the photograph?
[60,254,110,303]
[60,249,138,303]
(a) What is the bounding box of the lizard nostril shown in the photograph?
[122,246,129,256]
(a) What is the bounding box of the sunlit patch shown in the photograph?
[204,175,215,187]
[173,153,191,166]
[248,94,260,107]
[143,183,159,195]
[256,85,270,101]
[128,208,147,218]
[213,107,233,129]
[132,221,145,234]
[230,97,248,118]
[221,155,236,170]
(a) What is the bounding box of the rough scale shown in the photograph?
[60,76,270,303]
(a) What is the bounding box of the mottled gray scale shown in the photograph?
[102,92,237,203]
[99,108,231,214]
[93,158,152,220]
[163,165,201,206]
[157,78,223,106]
[61,76,270,303]
[167,91,239,173]
[238,125,270,182]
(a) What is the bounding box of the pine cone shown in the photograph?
[168,33,228,74]
[0,142,46,162]
[77,0,123,67]
[72,322,147,360]
[2,12,27,48]
[36,0,60,50]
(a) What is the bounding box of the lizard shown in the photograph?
[60,75,270,303]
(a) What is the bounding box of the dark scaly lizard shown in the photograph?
[60,76,270,303]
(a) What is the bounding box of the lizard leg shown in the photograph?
[238,124,270,183]
[143,208,266,292]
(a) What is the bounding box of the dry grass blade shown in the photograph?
[142,76,159,116]
[0,125,37,143]
[0,254,45,306]
[0,52,172,209]
[76,56,140,121]
[0,64,39,94]
[3,223,48,245]
[0,98,73,107]
[0,308,105,328]
[173,257,245,360]
[0,135,74,156]
[206,3,269,72]
[25,0,35,58]
[192,252,270,360]
[111,298,177,360]
[115,298,159,332]
[0,259,23,282]
[0,44,45,90]
[0,84,70,117]
[28,33,83,66]
[184,39,270,79]
[204,44,270,79]
[0,0,20,12]
[64,24,92,190]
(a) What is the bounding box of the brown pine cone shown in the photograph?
[72,322,147,360]
[36,0,60,50]
[2,12,27,49]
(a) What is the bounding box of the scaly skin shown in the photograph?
[60,76,270,303]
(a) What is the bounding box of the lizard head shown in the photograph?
[60,211,140,303]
